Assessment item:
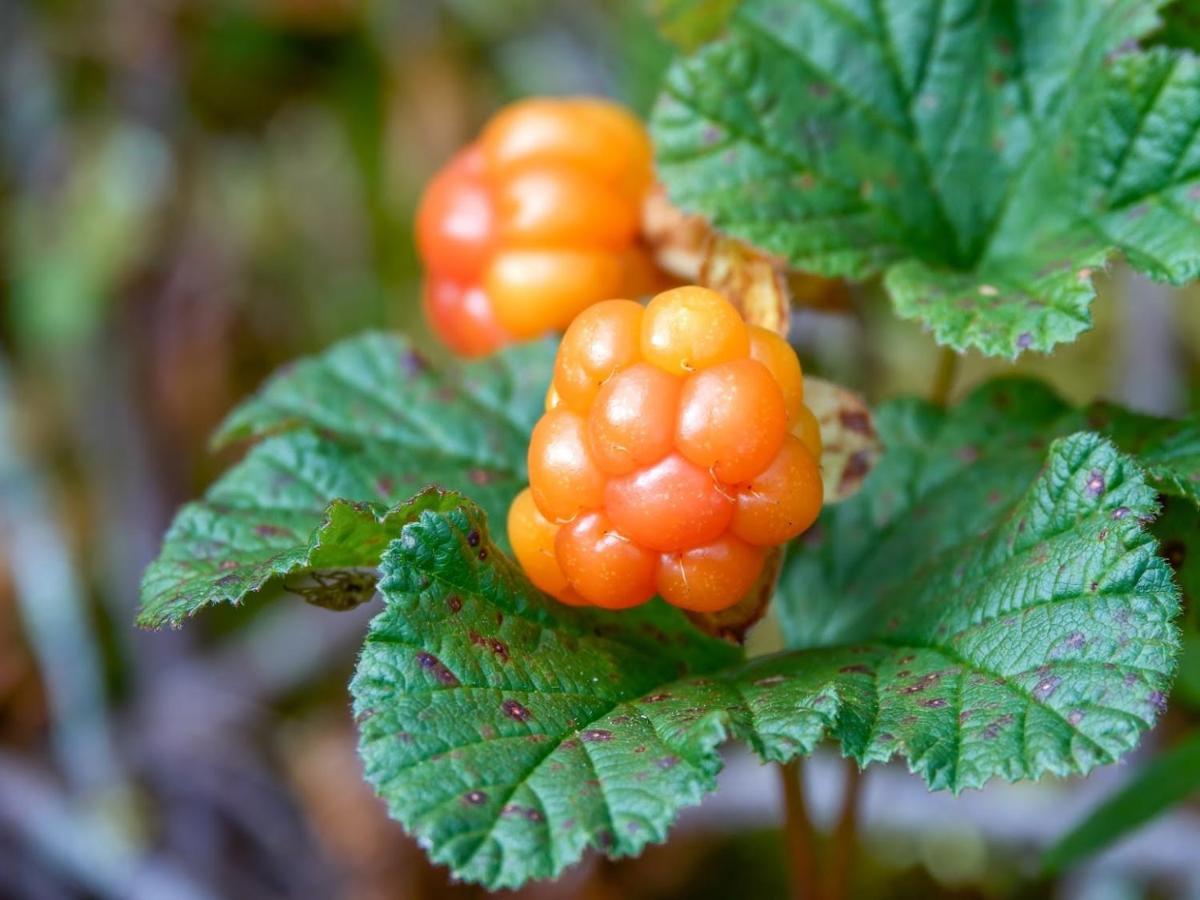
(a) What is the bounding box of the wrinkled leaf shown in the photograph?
[138,334,553,628]
[653,1,1200,357]
[354,427,1177,888]
[778,378,1199,647]
[642,186,853,316]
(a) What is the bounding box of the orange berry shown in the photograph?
[676,358,787,484]
[656,535,766,612]
[544,382,562,411]
[605,453,733,552]
[555,512,656,608]
[554,587,590,607]
[748,326,804,425]
[417,98,656,357]
[731,436,823,546]
[528,409,607,522]
[480,97,651,198]
[415,147,495,282]
[495,163,636,250]
[619,243,675,299]
[588,362,681,475]
[486,249,625,339]
[423,278,509,358]
[641,286,749,375]
[792,404,823,460]
[507,488,570,597]
[553,299,644,411]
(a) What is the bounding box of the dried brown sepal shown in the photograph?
[642,188,855,327]
[699,235,792,336]
[685,546,783,644]
[804,377,880,504]
[641,185,712,283]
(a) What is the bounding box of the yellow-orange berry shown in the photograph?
[792,404,823,460]
[675,358,787,484]
[423,278,510,358]
[588,362,681,475]
[748,326,804,425]
[528,409,606,521]
[656,535,766,612]
[605,453,733,552]
[507,488,570,597]
[417,97,657,356]
[556,511,657,608]
[512,285,823,613]
[486,248,626,339]
[640,286,749,375]
[553,299,644,411]
[731,436,823,546]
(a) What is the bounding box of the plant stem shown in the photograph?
[825,760,863,900]
[929,346,960,407]
[778,759,819,900]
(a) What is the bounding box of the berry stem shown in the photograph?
[929,345,960,407]
[778,758,819,900]
[824,760,863,900]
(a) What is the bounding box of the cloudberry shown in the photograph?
[416,97,659,356]
[511,286,824,613]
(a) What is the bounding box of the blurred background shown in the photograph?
[0,1,1198,898]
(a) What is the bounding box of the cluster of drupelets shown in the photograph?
[417,97,824,613]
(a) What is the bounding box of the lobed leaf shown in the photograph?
[652,0,1200,357]
[137,334,553,628]
[354,421,1178,887]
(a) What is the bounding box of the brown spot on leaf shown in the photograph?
[415,652,459,686]
[502,699,531,722]
[1033,676,1062,700]
[581,729,613,743]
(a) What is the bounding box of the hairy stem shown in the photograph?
[825,761,863,900]
[779,759,819,900]
[929,346,960,407]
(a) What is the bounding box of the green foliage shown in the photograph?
[651,0,1200,357]
[1042,730,1200,872]
[1155,0,1200,51]
[140,325,1186,887]
[350,432,1176,888]
[138,333,552,628]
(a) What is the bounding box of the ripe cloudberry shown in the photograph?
[510,286,823,612]
[416,97,659,356]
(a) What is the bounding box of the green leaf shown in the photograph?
[777,378,1194,647]
[1042,730,1200,872]
[649,0,739,50]
[353,427,1178,888]
[137,333,553,628]
[1152,0,1200,54]
[652,0,1200,357]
